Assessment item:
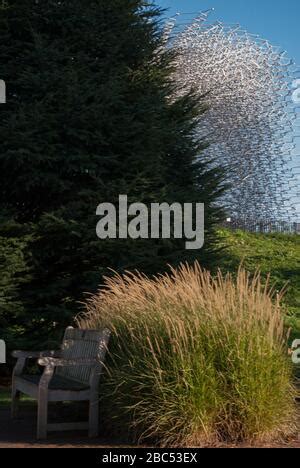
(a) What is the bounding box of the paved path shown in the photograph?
[0,405,134,448]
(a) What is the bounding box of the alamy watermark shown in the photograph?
[0,340,6,364]
[292,79,300,104]
[290,339,300,365]
[0,79,6,104]
[96,195,205,250]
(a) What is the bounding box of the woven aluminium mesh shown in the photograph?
[166,11,300,222]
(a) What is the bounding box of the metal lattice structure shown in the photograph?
[166,10,300,223]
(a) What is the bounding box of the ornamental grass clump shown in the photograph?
[78,263,297,446]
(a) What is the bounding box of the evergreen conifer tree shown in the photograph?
[0,0,225,347]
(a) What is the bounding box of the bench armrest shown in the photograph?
[12,350,61,359]
[12,350,61,378]
[38,357,99,367]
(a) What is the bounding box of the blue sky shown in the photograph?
[157,0,300,64]
[156,0,300,221]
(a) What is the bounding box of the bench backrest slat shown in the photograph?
[56,328,110,384]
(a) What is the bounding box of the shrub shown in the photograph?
[79,263,297,446]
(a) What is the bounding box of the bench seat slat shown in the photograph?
[19,374,90,391]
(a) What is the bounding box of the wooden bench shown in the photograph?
[11,327,110,439]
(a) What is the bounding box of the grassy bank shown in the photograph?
[217,229,300,339]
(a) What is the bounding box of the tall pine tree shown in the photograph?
[0,0,225,348]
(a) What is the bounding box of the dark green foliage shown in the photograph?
[0,0,225,348]
[0,219,32,354]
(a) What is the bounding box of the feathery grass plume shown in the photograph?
[78,263,297,446]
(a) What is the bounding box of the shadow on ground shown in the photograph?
[0,398,138,448]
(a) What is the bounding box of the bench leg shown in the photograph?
[11,384,20,419]
[88,397,99,438]
[37,393,48,439]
